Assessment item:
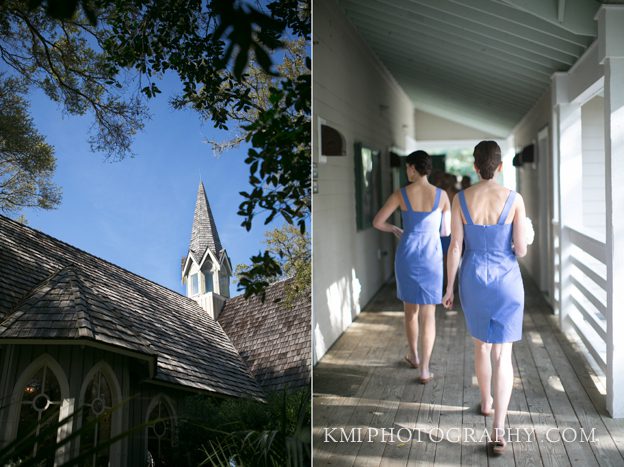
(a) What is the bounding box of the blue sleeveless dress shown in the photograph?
[395,187,443,305]
[458,190,524,343]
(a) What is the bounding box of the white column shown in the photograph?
[553,69,582,331]
[597,5,624,418]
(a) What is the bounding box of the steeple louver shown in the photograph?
[190,182,223,261]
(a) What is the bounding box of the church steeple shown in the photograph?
[190,182,223,262]
[182,181,232,317]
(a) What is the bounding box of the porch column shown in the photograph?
[597,4,624,418]
[552,72,582,332]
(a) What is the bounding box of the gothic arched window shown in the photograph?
[147,398,176,466]
[15,364,64,465]
[80,368,114,466]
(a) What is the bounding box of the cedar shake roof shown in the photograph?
[189,182,223,262]
[218,279,311,392]
[0,215,263,400]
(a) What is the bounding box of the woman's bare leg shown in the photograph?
[418,304,436,379]
[474,339,493,413]
[491,342,513,441]
[404,302,420,366]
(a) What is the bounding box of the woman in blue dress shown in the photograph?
[442,141,527,454]
[374,151,450,384]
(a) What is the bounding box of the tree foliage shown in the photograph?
[0,76,61,213]
[0,0,147,160]
[236,224,310,303]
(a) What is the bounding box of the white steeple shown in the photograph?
[182,182,232,318]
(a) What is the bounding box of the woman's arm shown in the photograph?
[440,191,451,237]
[373,191,403,238]
[512,194,527,258]
[442,197,464,308]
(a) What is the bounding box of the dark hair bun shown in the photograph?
[473,141,501,180]
[405,150,432,176]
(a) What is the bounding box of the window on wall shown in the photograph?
[16,365,63,464]
[80,369,114,466]
[219,274,229,297]
[147,399,176,466]
[205,271,213,293]
[190,273,199,295]
[354,143,382,230]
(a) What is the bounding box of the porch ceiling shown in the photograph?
[336,0,611,137]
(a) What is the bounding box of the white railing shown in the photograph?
[552,220,561,312]
[561,226,607,373]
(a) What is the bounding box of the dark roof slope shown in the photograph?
[218,280,310,392]
[189,182,223,261]
[0,215,263,400]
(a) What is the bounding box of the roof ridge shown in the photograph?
[0,214,200,306]
[4,265,70,317]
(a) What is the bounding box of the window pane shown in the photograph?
[191,273,199,295]
[16,365,62,464]
[22,368,43,401]
[205,272,213,293]
[147,401,175,466]
[80,369,113,465]
[44,368,61,402]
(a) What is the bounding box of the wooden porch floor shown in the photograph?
[313,274,624,466]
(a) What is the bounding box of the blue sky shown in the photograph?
[18,75,277,296]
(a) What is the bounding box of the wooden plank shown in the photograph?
[512,313,571,466]
[431,309,464,466]
[567,316,607,373]
[507,349,543,467]
[530,303,624,466]
[405,306,453,465]
[523,308,599,466]
[569,296,606,341]
[460,323,489,466]
[570,276,607,316]
[352,313,409,466]
[543,311,624,461]
[313,326,377,464]
[570,256,607,291]
[566,227,606,263]
[323,313,404,466]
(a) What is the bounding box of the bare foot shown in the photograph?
[418,369,433,384]
[481,396,493,416]
[404,354,420,368]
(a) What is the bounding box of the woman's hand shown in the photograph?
[442,288,454,309]
[391,226,403,239]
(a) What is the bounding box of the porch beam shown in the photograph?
[597,4,624,419]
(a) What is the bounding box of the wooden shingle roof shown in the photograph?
[0,215,264,400]
[218,280,311,392]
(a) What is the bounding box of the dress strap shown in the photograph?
[400,187,413,211]
[497,190,516,224]
[458,190,473,225]
[432,188,442,211]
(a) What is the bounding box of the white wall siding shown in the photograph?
[581,95,606,240]
[313,0,415,363]
[511,90,552,290]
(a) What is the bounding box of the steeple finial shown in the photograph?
[189,181,223,261]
